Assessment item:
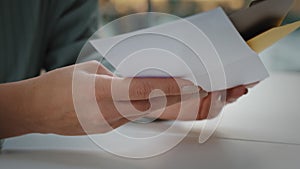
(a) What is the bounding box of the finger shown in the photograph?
[132,95,184,111]
[147,94,201,121]
[97,76,195,101]
[226,86,248,103]
[128,77,194,100]
[96,94,186,128]
[198,93,212,120]
[118,95,188,118]
[199,91,226,120]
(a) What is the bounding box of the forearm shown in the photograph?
[0,78,36,138]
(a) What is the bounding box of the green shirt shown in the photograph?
[0,0,99,148]
[0,0,99,83]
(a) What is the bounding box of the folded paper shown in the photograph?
[90,8,269,92]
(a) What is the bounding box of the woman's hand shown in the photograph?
[0,60,255,139]
[0,61,194,138]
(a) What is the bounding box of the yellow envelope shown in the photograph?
[247,21,300,53]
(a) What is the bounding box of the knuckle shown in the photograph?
[87,60,100,66]
[134,81,152,99]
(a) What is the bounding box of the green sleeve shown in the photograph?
[43,0,99,71]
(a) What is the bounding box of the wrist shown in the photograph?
[0,77,39,138]
[19,76,41,134]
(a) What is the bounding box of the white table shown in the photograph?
[1,71,300,169]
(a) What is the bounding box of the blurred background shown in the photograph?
[96,0,300,72]
[98,0,300,23]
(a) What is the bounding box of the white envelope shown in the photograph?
[90,8,269,92]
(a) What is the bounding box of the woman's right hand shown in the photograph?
[0,61,195,138]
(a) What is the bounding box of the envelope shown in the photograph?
[247,20,300,53]
[90,8,269,92]
[229,0,294,40]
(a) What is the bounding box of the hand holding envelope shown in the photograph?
[84,0,300,151]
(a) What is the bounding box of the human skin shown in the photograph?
[0,61,248,139]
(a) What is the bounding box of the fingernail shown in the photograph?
[181,85,200,94]
[244,88,248,95]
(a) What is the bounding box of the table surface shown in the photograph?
[1,71,300,169]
